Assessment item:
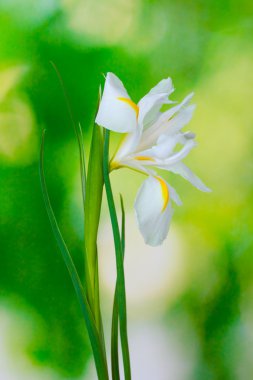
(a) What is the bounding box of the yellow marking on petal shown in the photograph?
[117,97,139,118]
[110,160,121,171]
[156,177,170,212]
[135,156,155,162]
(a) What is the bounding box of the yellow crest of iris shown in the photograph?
[156,177,170,212]
[117,97,139,119]
[135,156,155,162]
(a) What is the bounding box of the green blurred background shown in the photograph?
[0,0,253,379]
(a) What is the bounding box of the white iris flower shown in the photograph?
[96,73,211,246]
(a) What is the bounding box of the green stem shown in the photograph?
[94,247,107,359]
[103,129,131,380]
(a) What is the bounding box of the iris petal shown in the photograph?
[96,72,137,133]
[134,176,173,246]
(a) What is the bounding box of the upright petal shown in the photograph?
[139,93,194,150]
[96,72,138,133]
[138,77,174,129]
[161,104,196,137]
[134,176,173,246]
[153,93,194,131]
[149,77,174,95]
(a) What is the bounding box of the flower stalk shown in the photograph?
[103,129,131,380]
[111,194,126,380]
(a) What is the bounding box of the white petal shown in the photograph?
[153,93,194,129]
[163,139,197,165]
[114,127,142,161]
[161,104,196,136]
[139,93,194,150]
[134,176,173,246]
[168,162,211,192]
[138,139,196,169]
[138,132,191,160]
[152,134,180,158]
[138,77,174,129]
[95,72,138,133]
[149,77,174,95]
[157,131,195,145]
[168,184,183,206]
[120,160,156,176]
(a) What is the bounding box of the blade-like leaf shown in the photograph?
[103,129,131,380]
[77,122,86,209]
[84,123,104,311]
[39,131,109,380]
[111,194,125,380]
[48,65,107,371]
[50,62,86,210]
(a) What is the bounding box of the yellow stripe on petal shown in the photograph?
[135,156,155,162]
[156,177,170,212]
[110,160,121,171]
[117,97,139,118]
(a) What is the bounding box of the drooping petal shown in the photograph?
[95,72,138,133]
[138,77,174,129]
[168,162,211,192]
[168,183,183,206]
[134,176,174,246]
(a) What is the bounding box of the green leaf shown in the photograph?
[77,122,87,209]
[103,130,131,380]
[50,62,86,211]
[111,194,125,380]
[39,131,109,380]
[84,123,104,317]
